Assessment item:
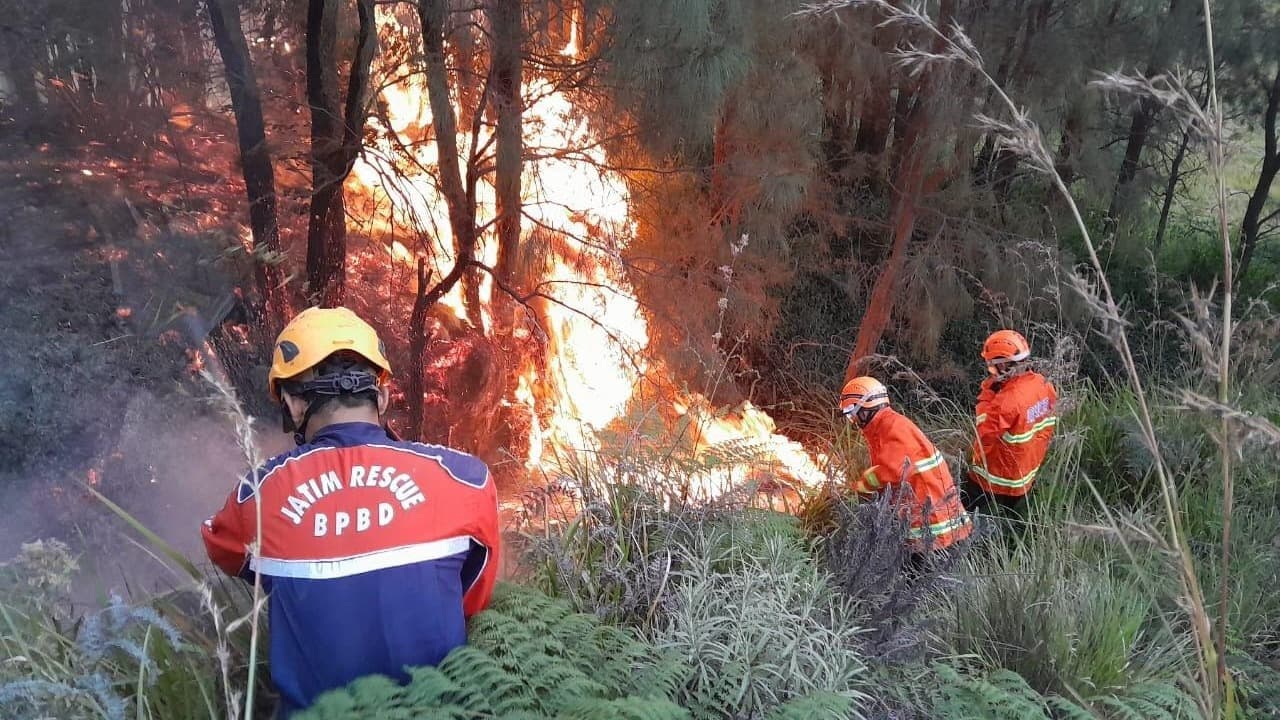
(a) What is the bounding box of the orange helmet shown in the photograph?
[268,307,391,401]
[982,329,1031,366]
[840,376,890,416]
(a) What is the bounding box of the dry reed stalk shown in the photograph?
[201,369,267,720]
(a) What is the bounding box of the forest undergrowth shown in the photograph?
[2,351,1278,718]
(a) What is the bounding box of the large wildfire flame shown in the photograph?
[349,12,829,499]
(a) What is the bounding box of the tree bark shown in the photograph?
[975,0,1050,182]
[1238,65,1280,285]
[1106,89,1159,224]
[490,0,524,333]
[416,0,480,309]
[847,144,928,379]
[853,2,900,158]
[1106,0,1185,227]
[1053,102,1085,187]
[711,96,740,224]
[207,0,290,331]
[1153,125,1191,252]
[845,0,955,377]
[407,259,433,440]
[305,0,376,307]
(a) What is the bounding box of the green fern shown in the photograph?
[1110,680,1197,720]
[1231,651,1280,719]
[761,692,855,720]
[926,664,1200,720]
[298,585,690,720]
[927,665,1052,720]
[1045,695,1097,720]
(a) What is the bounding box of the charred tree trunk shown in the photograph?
[454,10,482,130]
[207,0,290,331]
[1238,65,1280,285]
[88,0,129,110]
[408,260,433,440]
[305,0,376,307]
[416,0,480,309]
[490,0,524,333]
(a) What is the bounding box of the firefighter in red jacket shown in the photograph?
[201,307,500,717]
[841,376,972,552]
[963,329,1058,518]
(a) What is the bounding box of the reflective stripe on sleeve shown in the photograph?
[1002,416,1057,444]
[970,463,1039,489]
[907,512,972,540]
[913,452,946,473]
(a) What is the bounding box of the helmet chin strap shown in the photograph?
[987,360,1028,392]
[854,405,883,428]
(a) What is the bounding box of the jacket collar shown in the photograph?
[861,406,896,435]
[307,422,391,448]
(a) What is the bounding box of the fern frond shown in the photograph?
[298,584,688,720]
[761,691,855,720]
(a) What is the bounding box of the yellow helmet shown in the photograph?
[268,307,391,401]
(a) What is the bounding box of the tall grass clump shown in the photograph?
[524,446,875,718]
[0,540,220,720]
[655,522,867,719]
[944,525,1196,713]
[0,369,278,720]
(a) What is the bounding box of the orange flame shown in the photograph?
[350,12,827,498]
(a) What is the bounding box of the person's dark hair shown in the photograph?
[282,351,380,415]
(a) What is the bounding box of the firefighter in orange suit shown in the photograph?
[963,329,1058,518]
[841,376,972,552]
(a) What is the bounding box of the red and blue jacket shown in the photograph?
[200,422,500,717]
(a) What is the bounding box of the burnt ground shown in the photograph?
[0,140,528,599]
[0,142,293,601]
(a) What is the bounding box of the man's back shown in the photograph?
[861,408,971,548]
[971,371,1058,495]
[202,421,500,716]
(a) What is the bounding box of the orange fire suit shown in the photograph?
[851,408,972,550]
[969,372,1058,497]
